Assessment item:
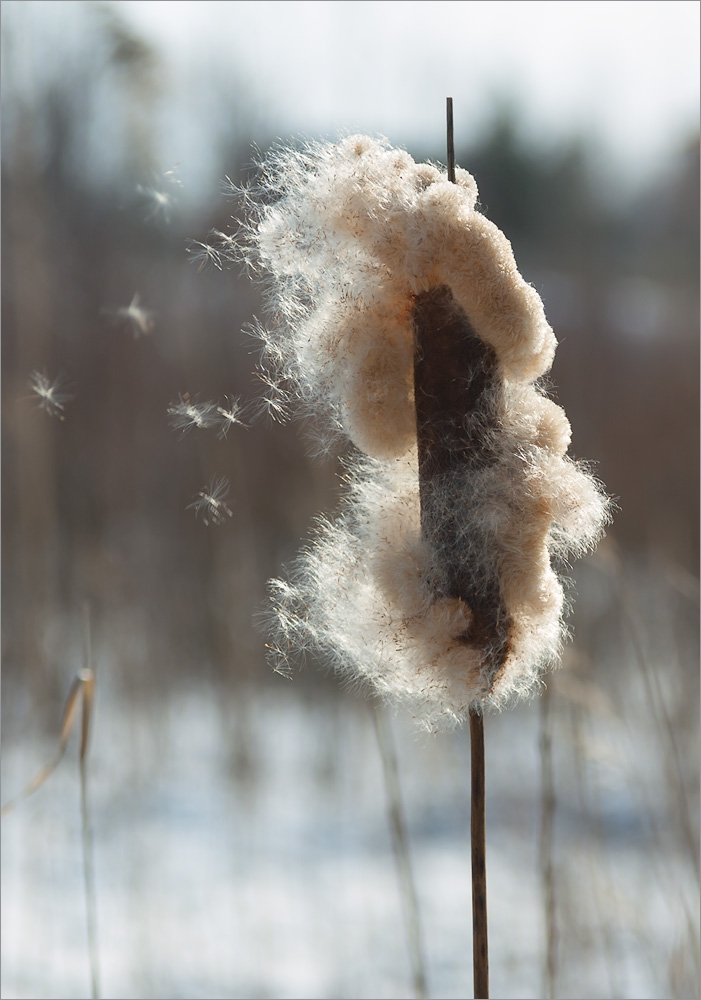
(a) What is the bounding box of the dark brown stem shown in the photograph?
[446,97,456,184]
[470,710,489,998]
[451,93,490,999]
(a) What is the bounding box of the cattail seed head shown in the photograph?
[238,136,612,730]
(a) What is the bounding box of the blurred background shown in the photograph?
[1,2,699,998]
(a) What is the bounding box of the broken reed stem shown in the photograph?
[412,97,490,999]
[372,704,428,1000]
[1,603,100,996]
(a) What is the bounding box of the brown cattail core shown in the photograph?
[413,285,512,678]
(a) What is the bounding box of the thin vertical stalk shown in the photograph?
[80,754,99,1000]
[539,681,557,999]
[446,98,456,184]
[372,704,428,1000]
[80,603,100,999]
[616,570,699,879]
[447,96,489,1000]
[469,709,489,999]
[413,97,491,999]
[569,701,620,998]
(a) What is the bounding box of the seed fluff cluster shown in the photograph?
[239,135,611,730]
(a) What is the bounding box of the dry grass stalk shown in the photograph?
[618,575,699,880]
[80,605,100,1000]
[372,704,428,999]
[539,680,557,999]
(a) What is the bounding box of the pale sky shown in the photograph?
[120,0,700,187]
[3,0,698,201]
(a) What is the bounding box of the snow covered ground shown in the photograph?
[2,656,698,1000]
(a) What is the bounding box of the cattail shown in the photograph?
[237,135,611,731]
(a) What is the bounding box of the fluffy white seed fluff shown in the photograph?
[239,135,611,730]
